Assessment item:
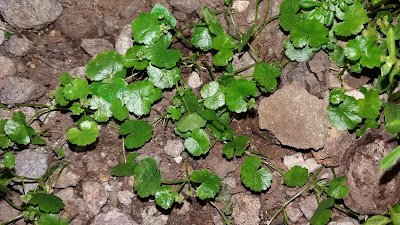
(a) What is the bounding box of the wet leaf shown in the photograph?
[241,156,272,192]
[30,193,65,213]
[184,128,210,156]
[119,120,153,149]
[284,166,308,187]
[222,135,250,159]
[134,157,162,197]
[86,51,126,82]
[67,120,99,146]
[191,170,221,200]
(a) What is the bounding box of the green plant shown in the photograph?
[279,0,400,169]
[1,0,398,224]
[364,203,400,225]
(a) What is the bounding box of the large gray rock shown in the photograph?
[312,127,355,167]
[81,39,114,57]
[280,51,329,98]
[4,35,32,56]
[258,82,328,150]
[115,24,133,55]
[0,76,47,105]
[91,208,138,225]
[232,193,261,225]
[82,181,109,215]
[14,149,49,192]
[339,128,400,214]
[0,55,16,77]
[0,0,63,29]
[170,0,199,14]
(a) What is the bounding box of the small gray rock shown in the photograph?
[286,202,303,223]
[4,35,32,56]
[91,208,138,225]
[54,164,84,188]
[232,1,250,13]
[14,149,49,192]
[141,206,168,225]
[0,76,47,105]
[232,193,261,225]
[259,82,328,150]
[170,0,199,14]
[81,39,114,57]
[233,52,256,76]
[55,188,78,221]
[117,190,135,206]
[69,66,86,79]
[0,0,63,29]
[115,24,134,55]
[299,195,318,221]
[187,71,202,89]
[0,55,16,77]
[283,153,308,170]
[82,181,109,215]
[164,139,184,158]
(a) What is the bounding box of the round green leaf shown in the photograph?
[155,186,177,209]
[357,87,381,119]
[364,215,392,225]
[0,119,13,148]
[344,35,383,69]
[213,49,234,66]
[212,34,235,50]
[333,1,368,36]
[147,64,181,89]
[184,128,210,156]
[134,157,162,197]
[63,77,90,101]
[122,80,162,116]
[290,20,329,48]
[151,3,176,27]
[325,176,349,199]
[225,79,258,113]
[98,78,128,102]
[253,62,281,92]
[240,156,272,192]
[110,98,129,121]
[4,112,35,145]
[3,152,15,169]
[123,45,149,70]
[146,40,181,69]
[328,96,362,130]
[69,102,84,115]
[191,169,221,200]
[89,96,112,122]
[67,120,99,146]
[119,120,153,149]
[201,81,225,110]
[38,214,68,225]
[284,40,314,62]
[30,193,65,213]
[222,135,250,159]
[284,166,308,187]
[86,51,126,82]
[175,113,207,132]
[329,90,345,105]
[131,13,164,45]
[192,26,213,51]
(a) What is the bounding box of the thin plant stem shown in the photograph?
[247,43,260,62]
[52,162,68,189]
[162,179,186,184]
[253,0,261,32]
[27,108,55,124]
[185,152,191,191]
[267,184,311,225]
[0,102,10,111]
[233,62,261,75]
[168,22,192,46]
[255,0,271,33]
[122,137,127,163]
[15,103,50,108]
[0,214,24,225]
[176,180,187,193]
[8,169,41,181]
[210,201,230,225]
[254,15,279,40]
[261,160,285,176]
[3,196,24,211]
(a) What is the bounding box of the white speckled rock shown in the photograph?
[115,24,134,55]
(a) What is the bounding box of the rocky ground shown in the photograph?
[0,0,399,225]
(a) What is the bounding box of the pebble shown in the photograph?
[91,208,138,225]
[115,24,134,55]
[169,0,199,14]
[82,181,109,215]
[14,149,49,192]
[117,190,135,206]
[0,0,63,29]
[4,35,32,56]
[187,71,202,89]
[232,1,250,13]
[81,39,114,57]
[164,139,184,158]
[232,193,261,225]
[0,55,16,77]
[0,75,47,105]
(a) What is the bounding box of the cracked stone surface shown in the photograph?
[258,82,328,150]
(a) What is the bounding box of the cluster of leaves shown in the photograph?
[0,111,45,149]
[283,166,349,225]
[280,0,400,169]
[364,203,400,225]
[0,152,67,225]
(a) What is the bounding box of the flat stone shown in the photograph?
[0,55,16,77]
[187,71,203,89]
[53,164,84,188]
[55,188,78,221]
[232,193,261,225]
[299,195,318,221]
[312,127,355,167]
[0,0,63,29]
[259,82,328,150]
[82,181,109,215]
[232,1,250,13]
[286,202,303,223]
[81,39,114,57]
[91,208,138,225]
[0,76,47,105]
[4,35,32,56]
[170,0,199,14]
[164,139,184,158]
[115,24,134,55]
[14,149,49,192]
[117,190,135,206]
